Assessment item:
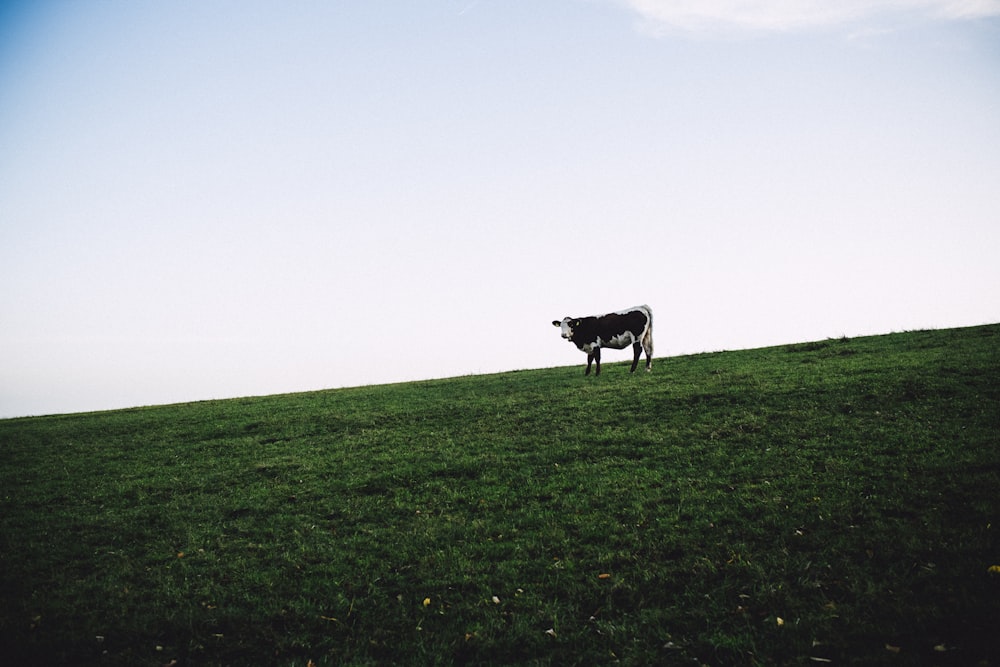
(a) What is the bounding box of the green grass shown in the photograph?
[2,324,999,666]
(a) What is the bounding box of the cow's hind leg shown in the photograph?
[643,329,654,371]
[592,348,601,375]
[586,351,595,376]
[630,342,641,373]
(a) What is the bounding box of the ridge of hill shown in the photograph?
[1,324,998,665]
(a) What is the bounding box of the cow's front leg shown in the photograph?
[630,341,642,373]
[593,347,601,375]
[585,351,595,375]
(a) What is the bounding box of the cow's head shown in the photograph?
[552,317,580,341]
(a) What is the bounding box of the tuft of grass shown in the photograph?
[2,324,999,665]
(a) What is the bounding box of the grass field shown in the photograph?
[1,324,998,666]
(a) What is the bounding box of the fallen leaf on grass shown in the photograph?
[885,644,901,654]
[988,565,1000,574]
[423,597,431,607]
[776,617,785,627]
[598,573,611,579]
[545,628,557,637]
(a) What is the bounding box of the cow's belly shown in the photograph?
[599,332,636,349]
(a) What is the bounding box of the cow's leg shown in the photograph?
[643,330,654,371]
[593,347,602,375]
[585,351,595,376]
[630,342,642,373]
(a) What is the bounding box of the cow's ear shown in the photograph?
[552,320,561,327]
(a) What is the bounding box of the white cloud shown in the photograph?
[620,0,1000,34]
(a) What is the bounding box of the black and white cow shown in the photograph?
[552,305,653,376]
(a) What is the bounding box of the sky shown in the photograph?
[2,1,998,418]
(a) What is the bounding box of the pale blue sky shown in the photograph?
[2,1,999,417]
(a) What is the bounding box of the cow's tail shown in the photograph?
[642,304,654,369]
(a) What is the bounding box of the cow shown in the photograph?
[552,305,654,376]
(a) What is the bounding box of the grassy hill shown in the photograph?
[1,324,998,666]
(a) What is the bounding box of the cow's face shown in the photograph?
[552,317,578,341]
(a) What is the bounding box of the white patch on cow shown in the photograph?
[600,331,637,350]
[557,319,574,340]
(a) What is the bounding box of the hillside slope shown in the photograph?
[2,324,999,665]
